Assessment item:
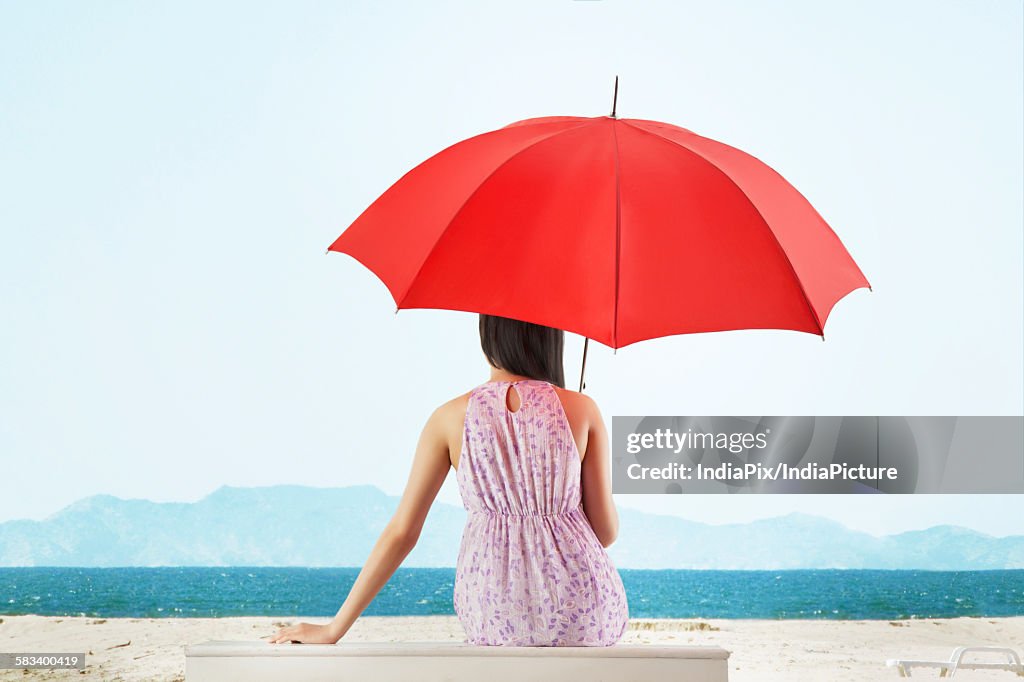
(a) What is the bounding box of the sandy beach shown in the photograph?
[1,615,1021,681]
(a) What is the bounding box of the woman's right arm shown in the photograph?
[268,406,452,644]
[580,397,619,547]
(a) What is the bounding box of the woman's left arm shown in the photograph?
[268,406,452,644]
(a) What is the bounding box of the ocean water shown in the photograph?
[1,568,1021,620]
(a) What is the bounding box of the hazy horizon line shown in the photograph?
[7,482,1022,541]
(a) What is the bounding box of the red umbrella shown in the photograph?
[329,79,870,387]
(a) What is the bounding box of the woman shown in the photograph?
[268,314,629,646]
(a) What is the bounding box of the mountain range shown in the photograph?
[1,485,1021,569]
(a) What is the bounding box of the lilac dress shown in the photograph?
[453,379,629,646]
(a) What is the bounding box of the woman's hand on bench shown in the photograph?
[265,621,344,645]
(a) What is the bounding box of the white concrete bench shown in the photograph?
[185,640,731,681]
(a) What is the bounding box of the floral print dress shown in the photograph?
[453,379,629,646]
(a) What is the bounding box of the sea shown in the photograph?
[1,568,1022,620]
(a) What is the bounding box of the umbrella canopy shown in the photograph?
[328,106,869,351]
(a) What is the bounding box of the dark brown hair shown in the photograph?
[478,314,565,388]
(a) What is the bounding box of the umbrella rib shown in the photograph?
[620,120,825,336]
[394,119,601,310]
[611,121,623,349]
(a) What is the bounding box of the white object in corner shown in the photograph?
[886,645,1023,677]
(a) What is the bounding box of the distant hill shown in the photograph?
[1,485,1021,569]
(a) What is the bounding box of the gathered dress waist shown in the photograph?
[467,506,585,519]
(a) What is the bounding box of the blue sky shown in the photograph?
[1,1,1021,536]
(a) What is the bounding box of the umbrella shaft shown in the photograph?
[578,337,590,392]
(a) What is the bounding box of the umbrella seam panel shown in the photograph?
[620,120,825,336]
[394,119,602,310]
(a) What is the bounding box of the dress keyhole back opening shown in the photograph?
[504,384,522,413]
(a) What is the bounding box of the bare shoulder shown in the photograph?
[431,390,474,465]
[552,385,599,409]
[551,385,601,422]
[429,390,474,431]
